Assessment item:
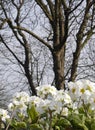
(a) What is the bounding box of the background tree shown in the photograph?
[0,0,95,96]
[0,81,10,108]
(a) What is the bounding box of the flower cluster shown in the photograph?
[8,85,71,117]
[1,80,95,130]
[8,92,30,116]
[35,85,72,115]
[68,80,95,109]
[0,109,10,122]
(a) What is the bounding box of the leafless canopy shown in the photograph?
[0,0,95,95]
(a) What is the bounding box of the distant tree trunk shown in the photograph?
[69,43,82,82]
[24,67,37,95]
[69,0,92,82]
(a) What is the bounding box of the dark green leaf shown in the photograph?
[30,124,42,130]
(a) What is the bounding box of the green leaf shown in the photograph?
[27,104,39,123]
[68,113,88,130]
[55,126,60,130]
[85,118,91,130]
[91,120,95,130]
[56,118,71,128]
[16,122,27,129]
[10,120,27,130]
[68,114,82,126]
[78,123,88,130]
[30,124,42,130]
[79,114,86,124]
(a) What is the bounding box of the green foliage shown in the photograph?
[3,104,95,130]
[10,120,27,130]
[85,118,95,130]
[91,120,95,130]
[53,117,71,130]
[29,124,42,130]
[67,113,89,130]
[27,104,39,124]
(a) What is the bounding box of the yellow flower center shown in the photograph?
[80,88,85,94]
[72,88,76,93]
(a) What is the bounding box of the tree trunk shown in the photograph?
[24,66,37,95]
[52,46,65,90]
[69,43,82,82]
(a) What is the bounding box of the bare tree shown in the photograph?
[0,0,95,95]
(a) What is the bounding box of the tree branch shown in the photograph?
[0,35,24,66]
[47,0,54,19]
[35,0,53,22]
[69,0,84,13]
[13,25,53,51]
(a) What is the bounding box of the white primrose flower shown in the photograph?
[8,101,28,116]
[9,92,29,113]
[76,80,95,95]
[89,93,95,110]
[14,91,30,104]
[82,80,95,92]
[62,92,72,104]
[68,81,79,101]
[36,85,57,99]
[29,96,42,106]
[43,99,58,112]
[76,80,85,93]
[13,99,21,106]
[68,80,95,111]
[38,98,64,115]
[68,80,88,101]
[54,90,72,106]
[36,100,48,114]
[61,107,68,116]
[8,92,30,117]
[81,90,91,104]
[52,101,64,115]
[17,102,28,115]
[29,96,47,114]
[0,109,10,122]
[54,90,65,102]
[37,99,51,113]
[8,103,15,111]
